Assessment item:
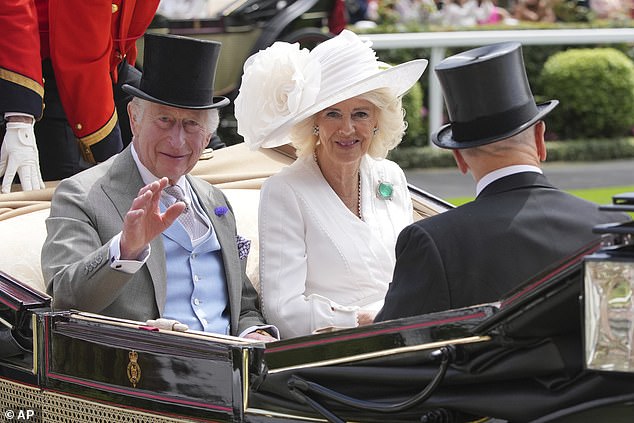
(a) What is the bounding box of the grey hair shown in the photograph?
[128,97,220,135]
[289,87,408,159]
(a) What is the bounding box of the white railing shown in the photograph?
[359,28,634,144]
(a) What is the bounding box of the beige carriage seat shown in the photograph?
[0,207,49,293]
[0,188,262,297]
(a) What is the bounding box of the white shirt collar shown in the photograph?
[476,165,542,196]
[130,144,187,192]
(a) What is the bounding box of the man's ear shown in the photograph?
[452,149,469,174]
[127,102,138,137]
[534,120,547,162]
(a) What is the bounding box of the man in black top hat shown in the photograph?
[376,42,629,320]
[41,33,276,341]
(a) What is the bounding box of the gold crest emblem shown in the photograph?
[127,351,141,388]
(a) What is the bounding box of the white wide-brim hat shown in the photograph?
[234,30,428,150]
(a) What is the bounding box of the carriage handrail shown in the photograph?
[359,28,634,144]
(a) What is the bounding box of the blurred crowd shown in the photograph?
[343,0,633,27]
[156,0,634,29]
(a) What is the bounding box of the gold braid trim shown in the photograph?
[0,67,44,98]
[78,109,118,164]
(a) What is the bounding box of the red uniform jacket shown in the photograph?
[0,0,159,162]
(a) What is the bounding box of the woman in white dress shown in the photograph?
[234,30,428,338]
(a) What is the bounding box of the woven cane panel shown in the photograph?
[0,378,44,423]
[43,391,196,423]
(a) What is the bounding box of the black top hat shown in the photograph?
[432,42,558,149]
[122,33,229,109]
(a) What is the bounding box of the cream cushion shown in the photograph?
[0,208,49,293]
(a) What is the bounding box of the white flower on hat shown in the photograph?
[235,42,321,150]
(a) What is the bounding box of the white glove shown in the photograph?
[145,318,189,332]
[0,121,45,194]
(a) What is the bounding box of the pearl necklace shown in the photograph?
[355,171,362,220]
[313,152,362,219]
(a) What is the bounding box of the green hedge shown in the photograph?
[388,145,456,169]
[540,48,634,139]
[389,137,634,169]
[401,81,427,147]
[545,137,634,161]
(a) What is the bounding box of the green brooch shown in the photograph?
[376,181,393,200]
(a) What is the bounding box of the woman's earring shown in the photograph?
[313,126,319,136]
[372,127,378,135]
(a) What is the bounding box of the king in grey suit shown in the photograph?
[42,147,264,335]
[376,42,630,321]
[41,33,273,340]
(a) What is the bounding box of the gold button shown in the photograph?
[112,3,119,13]
[76,123,83,130]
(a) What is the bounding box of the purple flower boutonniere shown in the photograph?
[214,206,229,217]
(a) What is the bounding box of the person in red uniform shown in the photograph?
[0,0,159,193]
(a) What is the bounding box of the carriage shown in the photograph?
[1,143,633,422]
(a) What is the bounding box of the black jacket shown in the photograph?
[376,172,630,321]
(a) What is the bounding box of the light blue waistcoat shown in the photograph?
[161,206,230,334]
